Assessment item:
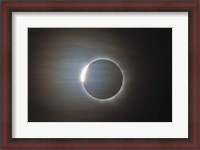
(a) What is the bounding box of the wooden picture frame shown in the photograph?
[1,0,199,149]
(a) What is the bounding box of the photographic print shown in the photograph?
[2,0,199,148]
[28,28,172,122]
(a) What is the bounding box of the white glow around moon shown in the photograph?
[80,65,89,82]
[80,58,125,101]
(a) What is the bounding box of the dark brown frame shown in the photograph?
[1,0,199,149]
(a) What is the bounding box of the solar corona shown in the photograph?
[80,58,123,100]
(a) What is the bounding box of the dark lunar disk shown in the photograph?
[83,59,123,99]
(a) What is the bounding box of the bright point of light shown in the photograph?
[80,65,89,82]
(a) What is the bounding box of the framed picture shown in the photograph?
[1,0,199,149]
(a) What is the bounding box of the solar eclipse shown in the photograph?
[28,28,172,122]
[80,59,123,100]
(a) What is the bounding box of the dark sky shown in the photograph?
[28,28,172,122]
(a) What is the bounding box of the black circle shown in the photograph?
[83,59,123,99]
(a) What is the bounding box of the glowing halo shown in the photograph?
[80,58,125,101]
[80,65,89,82]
